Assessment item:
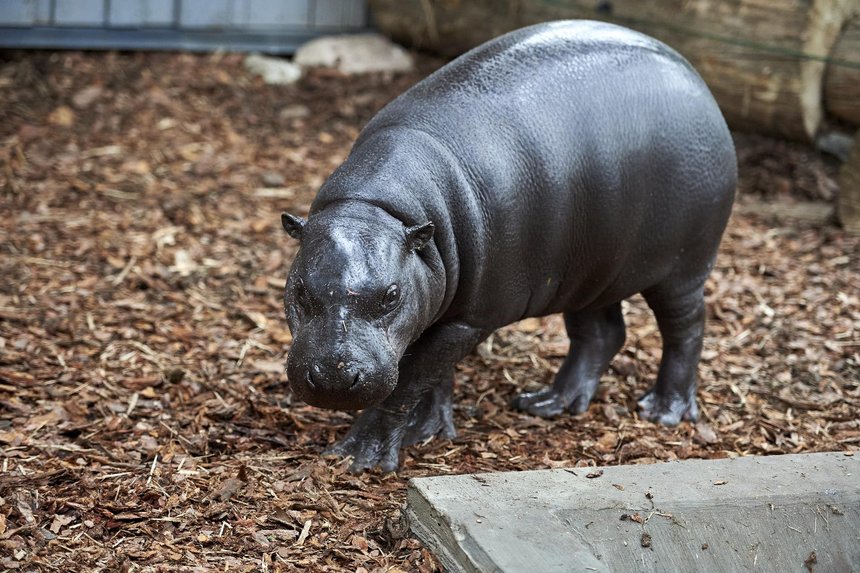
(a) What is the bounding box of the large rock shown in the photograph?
[294,33,413,75]
[244,54,302,85]
[407,452,860,573]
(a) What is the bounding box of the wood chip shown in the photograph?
[2,50,856,573]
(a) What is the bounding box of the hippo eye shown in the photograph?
[382,284,401,312]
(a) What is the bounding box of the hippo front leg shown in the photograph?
[325,322,485,473]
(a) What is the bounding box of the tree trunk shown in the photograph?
[370,0,860,141]
[825,17,860,126]
[838,130,860,232]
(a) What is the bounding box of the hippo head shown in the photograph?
[281,202,443,410]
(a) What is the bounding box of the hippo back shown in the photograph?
[313,20,736,328]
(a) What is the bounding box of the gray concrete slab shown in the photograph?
[407,452,860,572]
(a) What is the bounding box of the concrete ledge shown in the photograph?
[407,452,859,573]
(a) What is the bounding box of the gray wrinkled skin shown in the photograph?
[281,20,737,473]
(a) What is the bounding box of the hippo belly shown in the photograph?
[281,20,736,472]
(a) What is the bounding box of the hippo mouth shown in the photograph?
[287,354,398,411]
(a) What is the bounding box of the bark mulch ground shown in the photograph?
[0,50,858,572]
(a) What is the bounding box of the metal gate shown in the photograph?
[0,0,369,53]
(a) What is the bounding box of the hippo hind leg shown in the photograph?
[638,281,706,425]
[513,303,626,418]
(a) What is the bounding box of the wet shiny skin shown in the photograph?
[282,20,736,472]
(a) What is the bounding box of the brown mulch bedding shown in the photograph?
[0,50,858,572]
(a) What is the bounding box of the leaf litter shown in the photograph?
[0,50,858,571]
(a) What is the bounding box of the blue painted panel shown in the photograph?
[54,0,105,27]
[0,26,321,53]
[0,0,372,51]
[0,0,50,26]
[314,0,365,29]
[232,0,310,29]
[347,0,367,27]
[109,0,175,27]
[180,0,231,29]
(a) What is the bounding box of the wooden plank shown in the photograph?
[347,0,368,27]
[314,0,367,29]
[108,0,175,28]
[0,0,371,51]
[0,0,51,26]
[179,0,231,29]
[0,26,321,53]
[54,0,105,27]
[232,0,311,30]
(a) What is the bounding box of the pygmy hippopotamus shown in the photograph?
[280,20,736,472]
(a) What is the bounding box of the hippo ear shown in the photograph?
[281,212,306,240]
[405,221,434,251]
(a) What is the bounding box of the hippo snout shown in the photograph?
[306,360,363,392]
[290,356,395,410]
[286,321,398,410]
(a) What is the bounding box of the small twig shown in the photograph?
[295,519,312,546]
[146,454,158,486]
[97,472,133,480]
[236,339,252,367]
[159,421,177,437]
[126,392,139,417]
[111,256,137,286]
[214,391,230,409]
[17,255,72,268]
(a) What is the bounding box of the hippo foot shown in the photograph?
[402,384,456,447]
[511,383,596,418]
[637,388,698,425]
[324,408,405,474]
[325,384,456,473]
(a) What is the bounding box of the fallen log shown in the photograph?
[370,0,860,141]
[838,130,860,232]
[825,17,860,126]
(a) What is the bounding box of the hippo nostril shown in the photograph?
[349,371,361,390]
[306,364,321,389]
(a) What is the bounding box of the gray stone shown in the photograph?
[279,104,311,120]
[261,171,286,187]
[407,452,860,573]
[817,131,856,163]
[294,33,413,75]
[244,53,302,85]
